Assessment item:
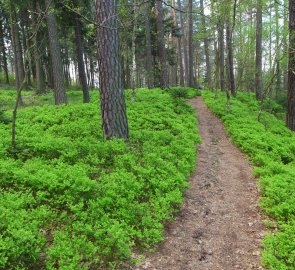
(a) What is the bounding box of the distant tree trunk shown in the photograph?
[275,0,281,96]
[131,0,138,89]
[171,0,184,86]
[95,0,129,139]
[226,0,237,96]
[125,54,131,89]
[187,0,194,87]
[45,0,67,105]
[287,0,295,130]
[0,11,9,84]
[20,11,32,87]
[173,0,184,86]
[9,2,25,95]
[84,53,91,86]
[145,2,154,88]
[268,6,272,77]
[218,21,225,91]
[226,22,235,96]
[255,0,263,100]
[177,0,188,85]
[194,42,200,85]
[32,0,46,94]
[177,37,185,86]
[200,0,211,88]
[46,51,54,89]
[155,0,167,89]
[73,13,90,103]
[63,46,71,87]
[214,30,220,90]
[170,0,178,86]
[283,0,288,90]
[90,58,95,88]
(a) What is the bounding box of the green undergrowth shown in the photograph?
[202,91,295,270]
[165,86,201,99]
[0,88,200,269]
[0,86,201,110]
[0,88,93,109]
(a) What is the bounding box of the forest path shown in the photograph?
[136,97,264,270]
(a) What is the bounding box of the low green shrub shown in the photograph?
[0,109,10,124]
[0,88,200,269]
[166,87,201,100]
[202,90,295,270]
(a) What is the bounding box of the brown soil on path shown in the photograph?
[136,97,264,270]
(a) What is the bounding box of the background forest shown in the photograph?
[0,0,292,107]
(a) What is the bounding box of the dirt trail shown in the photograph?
[136,97,264,270]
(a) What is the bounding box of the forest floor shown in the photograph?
[136,97,265,270]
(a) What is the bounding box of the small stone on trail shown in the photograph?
[252,251,260,256]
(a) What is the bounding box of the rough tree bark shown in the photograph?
[45,0,67,105]
[145,1,154,88]
[255,0,263,100]
[287,0,295,130]
[95,0,129,139]
[155,0,167,89]
[74,13,90,103]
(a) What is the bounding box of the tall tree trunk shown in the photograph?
[0,11,9,84]
[226,0,237,96]
[255,0,263,100]
[174,0,184,85]
[170,0,178,86]
[187,0,194,87]
[145,1,154,88]
[45,0,67,105]
[9,1,25,94]
[20,11,32,87]
[226,22,235,96]
[177,0,188,85]
[214,35,220,90]
[32,0,46,94]
[46,50,54,89]
[95,0,129,139]
[275,0,281,96]
[125,54,131,89]
[74,13,90,103]
[90,58,95,88]
[63,46,71,87]
[177,37,185,86]
[155,0,167,89]
[283,0,288,90]
[84,53,91,86]
[287,0,295,130]
[269,6,272,76]
[218,21,225,91]
[131,0,138,89]
[200,0,211,88]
